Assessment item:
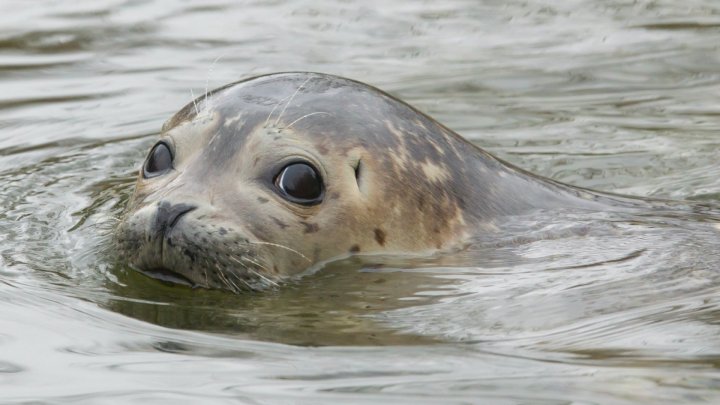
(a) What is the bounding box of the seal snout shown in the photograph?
[154,201,197,237]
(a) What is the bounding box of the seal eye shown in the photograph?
[143,142,173,178]
[274,162,323,205]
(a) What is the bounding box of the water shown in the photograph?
[2,0,720,403]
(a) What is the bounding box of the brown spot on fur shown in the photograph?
[316,144,329,154]
[257,197,269,204]
[330,192,340,199]
[254,156,260,166]
[301,221,319,234]
[271,216,288,229]
[417,195,425,212]
[374,228,386,246]
[349,244,361,253]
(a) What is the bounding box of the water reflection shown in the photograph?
[106,257,452,346]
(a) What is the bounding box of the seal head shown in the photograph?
[116,72,603,291]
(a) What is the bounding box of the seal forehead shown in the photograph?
[164,73,415,134]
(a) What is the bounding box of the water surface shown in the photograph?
[2,0,720,403]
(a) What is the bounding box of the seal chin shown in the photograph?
[122,240,199,288]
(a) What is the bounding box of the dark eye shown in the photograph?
[143,142,173,178]
[274,162,323,205]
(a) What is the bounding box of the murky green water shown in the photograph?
[2,0,720,403]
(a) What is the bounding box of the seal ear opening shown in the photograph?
[354,159,365,195]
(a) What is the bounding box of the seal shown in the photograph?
[116,72,632,292]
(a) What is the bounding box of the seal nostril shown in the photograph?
[154,201,198,236]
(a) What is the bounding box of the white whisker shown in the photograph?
[205,53,225,111]
[273,76,312,126]
[231,269,261,291]
[284,111,330,129]
[216,261,241,292]
[248,241,312,263]
[231,256,279,287]
[250,270,277,288]
[264,93,293,128]
[190,89,200,115]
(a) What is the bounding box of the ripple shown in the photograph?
[0,361,23,373]
[1,0,720,403]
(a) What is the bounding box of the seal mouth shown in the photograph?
[139,267,196,287]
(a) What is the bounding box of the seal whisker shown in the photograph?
[273,76,312,127]
[229,255,264,273]
[229,269,259,291]
[200,257,218,289]
[201,256,226,290]
[248,241,312,263]
[85,216,121,236]
[284,111,331,130]
[226,258,259,290]
[215,260,242,293]
[248,270,275,289]
[264,93,293,128]
[190,89,200,116]
[204,53,225,111]
[230,256,278,287]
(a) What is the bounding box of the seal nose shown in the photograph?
[154,201,197,236]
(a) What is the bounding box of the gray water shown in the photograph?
[2,0,720,403]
